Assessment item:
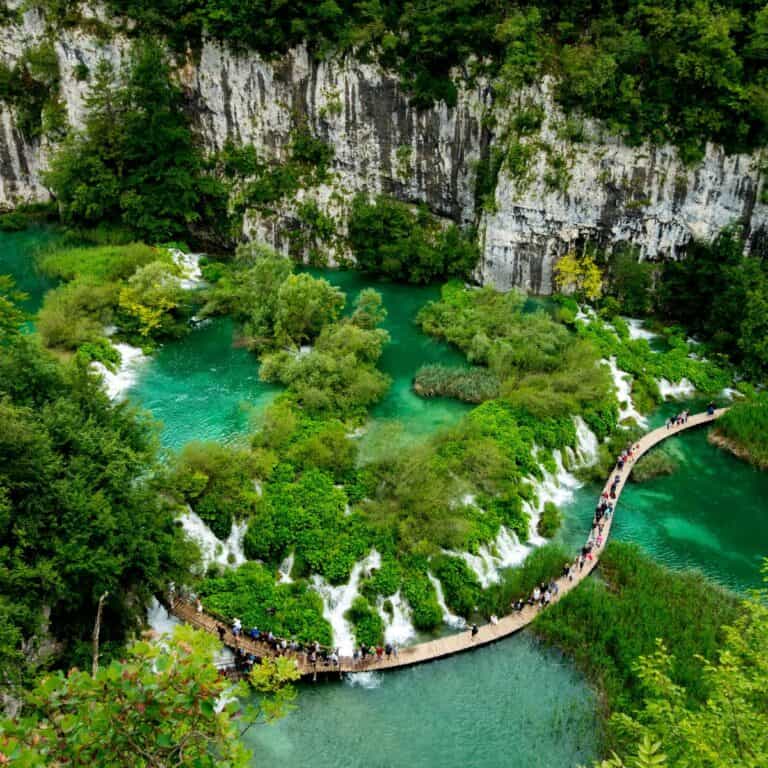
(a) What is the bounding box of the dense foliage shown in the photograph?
[535,542,741,752]
[198,562,333,646]
[658,227,768,380]
[44,41,227,241]
[92,1,768,155]
[36,241,194,351]
[418,281,618,436]
[0,627,299,767]
[713,391,768,468]
[413,363,500,403]
[348,195,478,284]
[0,305,194,696]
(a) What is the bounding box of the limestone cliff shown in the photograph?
[0,3,765,292]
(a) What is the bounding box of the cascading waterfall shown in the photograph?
[146,596,181,637]
[378,591,417,645]
[606,356,648,426]
[657,377,696,399]
[310,550,381,655]
[169,248,204,290]
[427,574,466,629]
[624,317,658,342]
[278,552,295,583]
[178,507,247,570]
[91,342,148,400]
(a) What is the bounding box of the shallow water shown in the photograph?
[244,633,601,768]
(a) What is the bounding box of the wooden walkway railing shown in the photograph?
[170,408,727,677]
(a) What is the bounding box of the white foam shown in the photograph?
[606,357,648,426]
[657,377,696,399]
[624,317,657,342]
[310,550,381,655]
[720,387,742,400]
[91,342,148,400]
[178,508,247,570]
[378,590,417,645]
[345,671,382,689]
[169,248,204,290]
[427,573,467,629]
[574,416,600,465]
[278,553,294,583]
[146,596,180,637]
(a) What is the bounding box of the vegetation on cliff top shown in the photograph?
[712,392,768,469]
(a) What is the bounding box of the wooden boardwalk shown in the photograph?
[171,408,727,677]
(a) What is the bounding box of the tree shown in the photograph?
[274,273,345,346]
[117,260,185,338]
[0,276,27,344]
[351,288,387,330]
[0,626,300,766]
[554,251,603,302]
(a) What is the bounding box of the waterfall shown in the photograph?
[310,550,381,655]
[624,317,658,342]
[574,416,600,465]
[427,573,467,629]
[657,377,695,399]
[146,596,180,637]
[378,591,417,645]
[278,552,295,583]
[168,248,204,289]
[91,342,148,400]
[178,508,248,570]
[606,356,648,426]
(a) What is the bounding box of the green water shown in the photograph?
[128,268,471,450]
[128,317,282,449]
[0,226,59,318]
[244,634,601,768]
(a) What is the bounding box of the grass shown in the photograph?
[38,242,167,282]
[713,393,768,469]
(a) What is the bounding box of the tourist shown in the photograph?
[376,645,384,660]
[471,623,479,638]
[385,642,393,658]
[217,625,226,642]
[329,649,338,666]
[531,586,541,605]
[249,626,259,641]
[489,614,499,625]
[393,642,399,658]
[232,617,242,636]
[542,589,551,607]
[360,642,367,659]
[195,597,203,614]
[707,401,716,416]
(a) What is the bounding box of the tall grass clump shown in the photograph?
[414,364,500,403]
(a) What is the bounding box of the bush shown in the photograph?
[344,596,384,647]
[431,555,482,618]
[631,447,679,482]
[401,566,442,631]
[39,242,163,282]
[536,501,562,538]
[198,561,332,645]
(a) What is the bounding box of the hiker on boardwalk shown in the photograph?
[470,623,479,639]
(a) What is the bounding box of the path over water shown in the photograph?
[174,408,726,676]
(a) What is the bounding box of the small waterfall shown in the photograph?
[169,248,204,290]
[606,357,648,426]
[624,317,658,342]
[178,508,247,570]
[91,342,148,400]
[657,377,695,400]
[573,416,599,466]
[278,552,294,583]
[458,546,500,588]
[378,590,417,645]
[427,573,467,629]
[310,550,381,655]
[146,596,180,637]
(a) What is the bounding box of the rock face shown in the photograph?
[0,4,766,291]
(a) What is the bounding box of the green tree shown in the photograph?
[0,626,300,766]
[0,276,27,343]
[274,273,345,346]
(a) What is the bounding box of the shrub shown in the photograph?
[431,555,482,618]
[344,596,384,647]
[631,447,679,483]
[714,393,768,469]
[413,364,500,403]
[536,501,562,538]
